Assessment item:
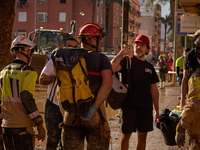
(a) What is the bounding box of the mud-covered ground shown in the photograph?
[34,82,189,150]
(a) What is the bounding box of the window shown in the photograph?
[101,16,103,25]
[17,0,27,8]
[59,12,66,22]
[60,0,66,3]
[18,12,27,22]
[97,14,99,23]
[117,8,118,16]
[17,30,27,36]
[38,13,47,22]
[114,7,116,15]
[113,37,115,45]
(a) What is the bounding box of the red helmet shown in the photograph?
[78,22,107,39]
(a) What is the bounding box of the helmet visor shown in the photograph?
[194,35,200,47]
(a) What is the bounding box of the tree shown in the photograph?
[159,14,172,52]
[0,0,15,70]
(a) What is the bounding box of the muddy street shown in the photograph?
[34,82,188,150]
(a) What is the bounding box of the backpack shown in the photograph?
[162,61,169,74]
[51,47,94,118]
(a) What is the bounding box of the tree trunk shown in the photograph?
[170,0,182,60]
[0,0,15,70]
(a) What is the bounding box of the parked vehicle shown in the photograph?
[28,21,76,78]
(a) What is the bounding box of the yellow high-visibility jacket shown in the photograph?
[0,59,43,128]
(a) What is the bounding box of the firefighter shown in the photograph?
[176,32,200,149]
[60,22,112,150]
[0,35,45,150]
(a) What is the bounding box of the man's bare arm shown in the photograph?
[39,73,56,85]
[151,83,160,123]
[111,49,134,72]
[93,69,112,109]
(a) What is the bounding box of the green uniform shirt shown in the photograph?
[175,56,184,68]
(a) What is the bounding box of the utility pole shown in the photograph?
[121,0,129,49]
[173,0,178,71]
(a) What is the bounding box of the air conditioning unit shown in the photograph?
[38,0,46,4]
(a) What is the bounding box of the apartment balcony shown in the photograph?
[136,22,141,28]
[154,30,158,36]
[129,20,135,25]
[132,8,137,15]
[154,21,159,27]
[136,10,141,17]
[129,32,135,37]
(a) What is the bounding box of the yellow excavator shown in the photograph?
[28,21,76,79]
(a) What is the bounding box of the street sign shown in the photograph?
[177,9,193,35]
[167,42,174,48]
[180,15,200,33]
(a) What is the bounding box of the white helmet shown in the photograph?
[10,35,36,54]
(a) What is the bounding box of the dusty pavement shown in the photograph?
[34,82,189,150]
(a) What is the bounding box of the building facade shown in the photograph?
[13,0,141,53]
[129,0,141,50]
[139,2,161,64]
[13,0,106,39]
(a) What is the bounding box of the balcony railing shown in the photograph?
[137,10,141,17]
[129,20,135,25]
[129,32,135,37]
[132,8,137,15]
[136,22,141,27]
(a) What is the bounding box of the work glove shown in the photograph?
[36,124,46,141]
[175,131,185,148]
[177,76,180,82]
[81,105,97,121]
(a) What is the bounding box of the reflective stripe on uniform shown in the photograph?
[29,111,40,119]
[2,97,21,103]
[10,78,19,98]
